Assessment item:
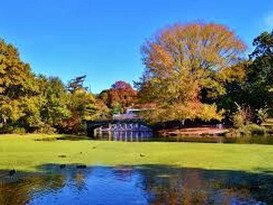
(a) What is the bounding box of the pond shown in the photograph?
[91,131,273,145]
[1,165,272,205]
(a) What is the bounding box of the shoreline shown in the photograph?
[158,127,230,137]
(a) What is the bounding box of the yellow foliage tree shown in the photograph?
[138,23,246,123]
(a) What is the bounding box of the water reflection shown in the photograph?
[0,165,272,204]
[0,172,64,205]
[93,131,273,145]
[94,131,154,142]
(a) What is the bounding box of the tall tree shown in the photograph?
[98,81,137,114]
[246,30,273,113]
[67,75,88,93]
[60,76,102,133]
[38,75,71,130]
[0,39,41,131]
[137,23,246,123]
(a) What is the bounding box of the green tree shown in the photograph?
[216,61,248,120]
[38,75,71,131]
[246,30,273,114]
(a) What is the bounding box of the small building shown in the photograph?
[112,108,142,120]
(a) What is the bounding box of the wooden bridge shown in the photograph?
[86,119,153,138]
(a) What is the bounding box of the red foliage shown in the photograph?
[99,81,138,110]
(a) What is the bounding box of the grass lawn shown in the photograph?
[0,134,273,173]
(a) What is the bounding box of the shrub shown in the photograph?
[256,108,269,124]
[245,123,267,135]
[0,125,14,134]
[229,123,267,136]
[231,103,253,129]
[12,127,26,134]
[232,111,246,129]
[36,124,56,134]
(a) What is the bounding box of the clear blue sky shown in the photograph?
[0,0,272,93]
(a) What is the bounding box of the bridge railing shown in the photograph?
[85,119,153,138]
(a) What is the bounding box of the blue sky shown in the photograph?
[0,0,272,93]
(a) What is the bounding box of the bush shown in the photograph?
[0,125,14,134]
[232,111,246,129]
[231,103,253,129]
[0,125,27,134]
[229,123,267,136]
[256,108,269,124]
[12,127,26,134]
[245,123,267,135]
[36,124,56,134]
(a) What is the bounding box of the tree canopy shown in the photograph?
[0,39,40,131]
[98,81,137,114]
[0,40,109,133]
[1,24,273,133]
[246,30,273,112]
[137,23,246,123]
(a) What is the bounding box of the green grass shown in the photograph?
[0,134,273,173]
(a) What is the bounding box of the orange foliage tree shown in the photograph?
[137,23,246,123]
[98,81,137,114]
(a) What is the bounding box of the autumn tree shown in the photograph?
[38,74,109,133]
[137,23,246,123]
[0,38,114,133]
[0,39,41,132]
[60,76,105,133]
[98,81,137,114]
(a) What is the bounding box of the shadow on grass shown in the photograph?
[56,135,91,141]
[34,135,91,142]
[1,164,273,204]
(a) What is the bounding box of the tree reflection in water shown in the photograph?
[0,172,65,205]
[135,166,270,204]
[0,165,272,204]
[95,131,154,142]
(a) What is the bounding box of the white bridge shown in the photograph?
[93,122,152,134]
[86,109,153,138]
